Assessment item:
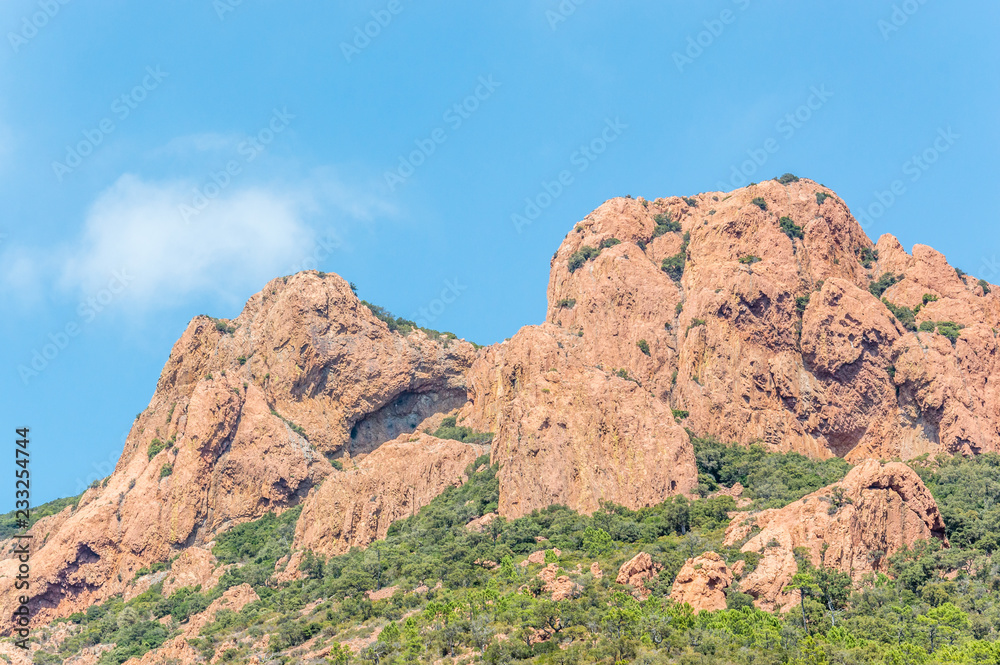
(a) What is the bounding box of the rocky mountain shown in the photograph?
[1,273,477,626]
[3,177,998,648]
[721,460,948,610]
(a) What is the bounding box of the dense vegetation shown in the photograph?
[21,443,1000,665]
[360,300,459,344]
[0,493,81,539]
[430,416,495,445]
[661,232,691,283]
[778,216,804,240]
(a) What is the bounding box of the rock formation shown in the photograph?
[0,272,476,626]
[293,432,487,556]
[128,583,259,664]
[536,563,583,601]
[461,325,698,518]
[5,178,997,634]
[615,552,663,600]
[723,460,947,610]
[670,552,734,612]
[521,180,1000,460]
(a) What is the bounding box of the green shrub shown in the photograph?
[652,213,681,236]
[661,253,685,281]
[857,247,879,269]
[361,301,418,335]
[882,299,917,331]
[751,197,767,211]
[922,293,939,305]
[815,191,831,205]
[661,232,690,283]
[778,216,804,240]
[795,294,810,314]
[683,197,698,207]
[568,245,600,272]
[556,298,576,309]
[727,588,756,610]
[582,527,612,556]
[738,255,761,265]
[237,356,246,365]
[687,318,707,333]
[672,409,689,420]
[147,439,165,461]
[775,173,800,185]
[331,459,343,471]
[159,463,173,479]
[936,321,964,344]
[599,237,621,249]
[919,320,936,332]
[270,410,307,438]
[0,494,82,539]
[979,279,991,295]
[213,319,236,335]
[693,436,849,509]
[433,418,494,445]
[637,339,650,356]
[869,272,902,298]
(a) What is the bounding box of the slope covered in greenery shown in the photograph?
[24,444,1000,665]
[0,493,81,540]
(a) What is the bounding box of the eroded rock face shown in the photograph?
[0,272,476,628]
[293,432,487,557]
[670,552,733,613]
[526,180,1000,461]
[161,546,224,597]
[127,583,259,664]
[723,460,947,610]
[462,325,698,518]
[616,552,663,600]
[6,179,997,637]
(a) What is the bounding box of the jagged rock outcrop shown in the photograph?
[723,460,947,610]
[465,512,498,533]
[670,552,733,612]
[0,272,476,627]
[525,180,1000,460]
[127,583,259,664]
[161,546,225,597]
[616,552,663,600]
[536,563,582,601]
[462,325,698,518]
[5,178,997,637]
[293,432,487,557]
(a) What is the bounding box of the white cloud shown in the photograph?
[49,171,393,308]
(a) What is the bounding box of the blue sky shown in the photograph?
[2,1,998,506]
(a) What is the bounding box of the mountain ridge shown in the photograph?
[2,176,998,647]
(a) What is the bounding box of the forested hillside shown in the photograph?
[20,440,1000,665]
